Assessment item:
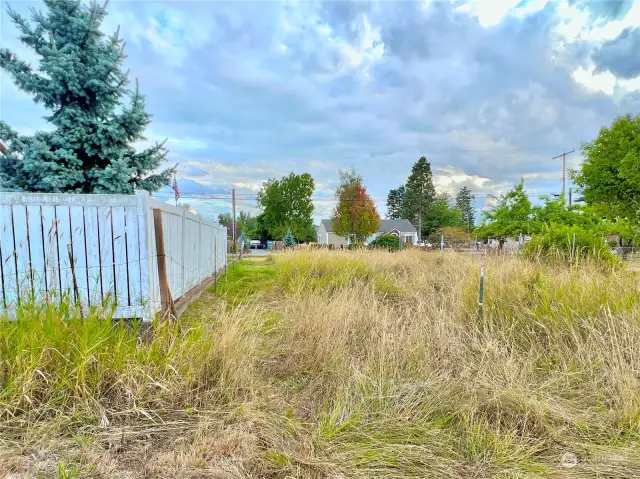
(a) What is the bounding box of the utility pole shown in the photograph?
[552,149,575,200]
[569,188,572,207]
[232,188,237,243]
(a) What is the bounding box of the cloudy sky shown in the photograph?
[2,0,640,222]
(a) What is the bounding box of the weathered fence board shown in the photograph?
[0,191,227,320]
[0,205,17,306]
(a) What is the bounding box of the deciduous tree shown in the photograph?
[423,194,463,237]
[257,172,315,241]
[478,180,532,248]
[217,213,232,232]
[0,0,173,193]
[573,114,640,222]
[332,170,380,244]
[237,211,257,235]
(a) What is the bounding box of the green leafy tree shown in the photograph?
[217,213,232,232]
[404,157,436,235]
[423,194,463,237]
[386,185,406,219]
[257,172,315,241]
[513,188,640,259]
[283,230,295,247]
[478,180,532,248]
[332,170,380,244]
[0,0,173,193]
[529,196,639,249]
[455,186,475,232]
[573,114,640,222]
[530,197,599,232]
[252,213,270,243]
[237,211,257,235]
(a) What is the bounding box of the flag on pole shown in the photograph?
[172,174,180,203]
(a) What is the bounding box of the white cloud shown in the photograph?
[572,64,617,95]
[433,165,502,196]
[458,0,522,28]
[572,63,640,96]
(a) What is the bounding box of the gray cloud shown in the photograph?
[593,27,640,79]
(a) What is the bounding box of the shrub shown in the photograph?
[523,223,620,267]
[369,234,400,252]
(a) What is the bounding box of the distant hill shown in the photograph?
[154,179,225,200]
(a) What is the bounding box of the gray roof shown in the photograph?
[321,218,417,234]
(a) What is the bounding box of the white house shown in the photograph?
[317,219,418,247]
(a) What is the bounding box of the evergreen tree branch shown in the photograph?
[0,49,50,98]
[7,6,47,53]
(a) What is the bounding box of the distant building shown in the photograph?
[317,219,418,247]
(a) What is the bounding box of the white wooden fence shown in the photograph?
[0,191,227,320]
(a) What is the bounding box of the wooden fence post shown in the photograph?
[153,209,174,320]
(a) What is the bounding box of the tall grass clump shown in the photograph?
[524,223,620,267]
[0,298,255,424]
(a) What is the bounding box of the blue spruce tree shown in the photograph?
[283,230,295,247]
[240,231,250,250]
[0,0,173,193]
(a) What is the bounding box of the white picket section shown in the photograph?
[0,191,227,320]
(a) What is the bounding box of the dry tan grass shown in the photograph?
[2,250,640,478]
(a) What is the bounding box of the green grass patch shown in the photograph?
[211,257,278,307]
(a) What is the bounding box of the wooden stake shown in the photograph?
[67,243,83,319]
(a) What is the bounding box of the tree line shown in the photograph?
[386,157,475,241]
[221,168,382,245]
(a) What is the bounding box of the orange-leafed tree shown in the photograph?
[332,169,380,244]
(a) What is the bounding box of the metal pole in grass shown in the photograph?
[478,264,485,318]
[440,234,444,251]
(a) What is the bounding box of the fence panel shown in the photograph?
[125,206,142,309]
[1,192,227,320]
[68,205,90,307]
[54,205,74,300]
[0,205,18,306]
